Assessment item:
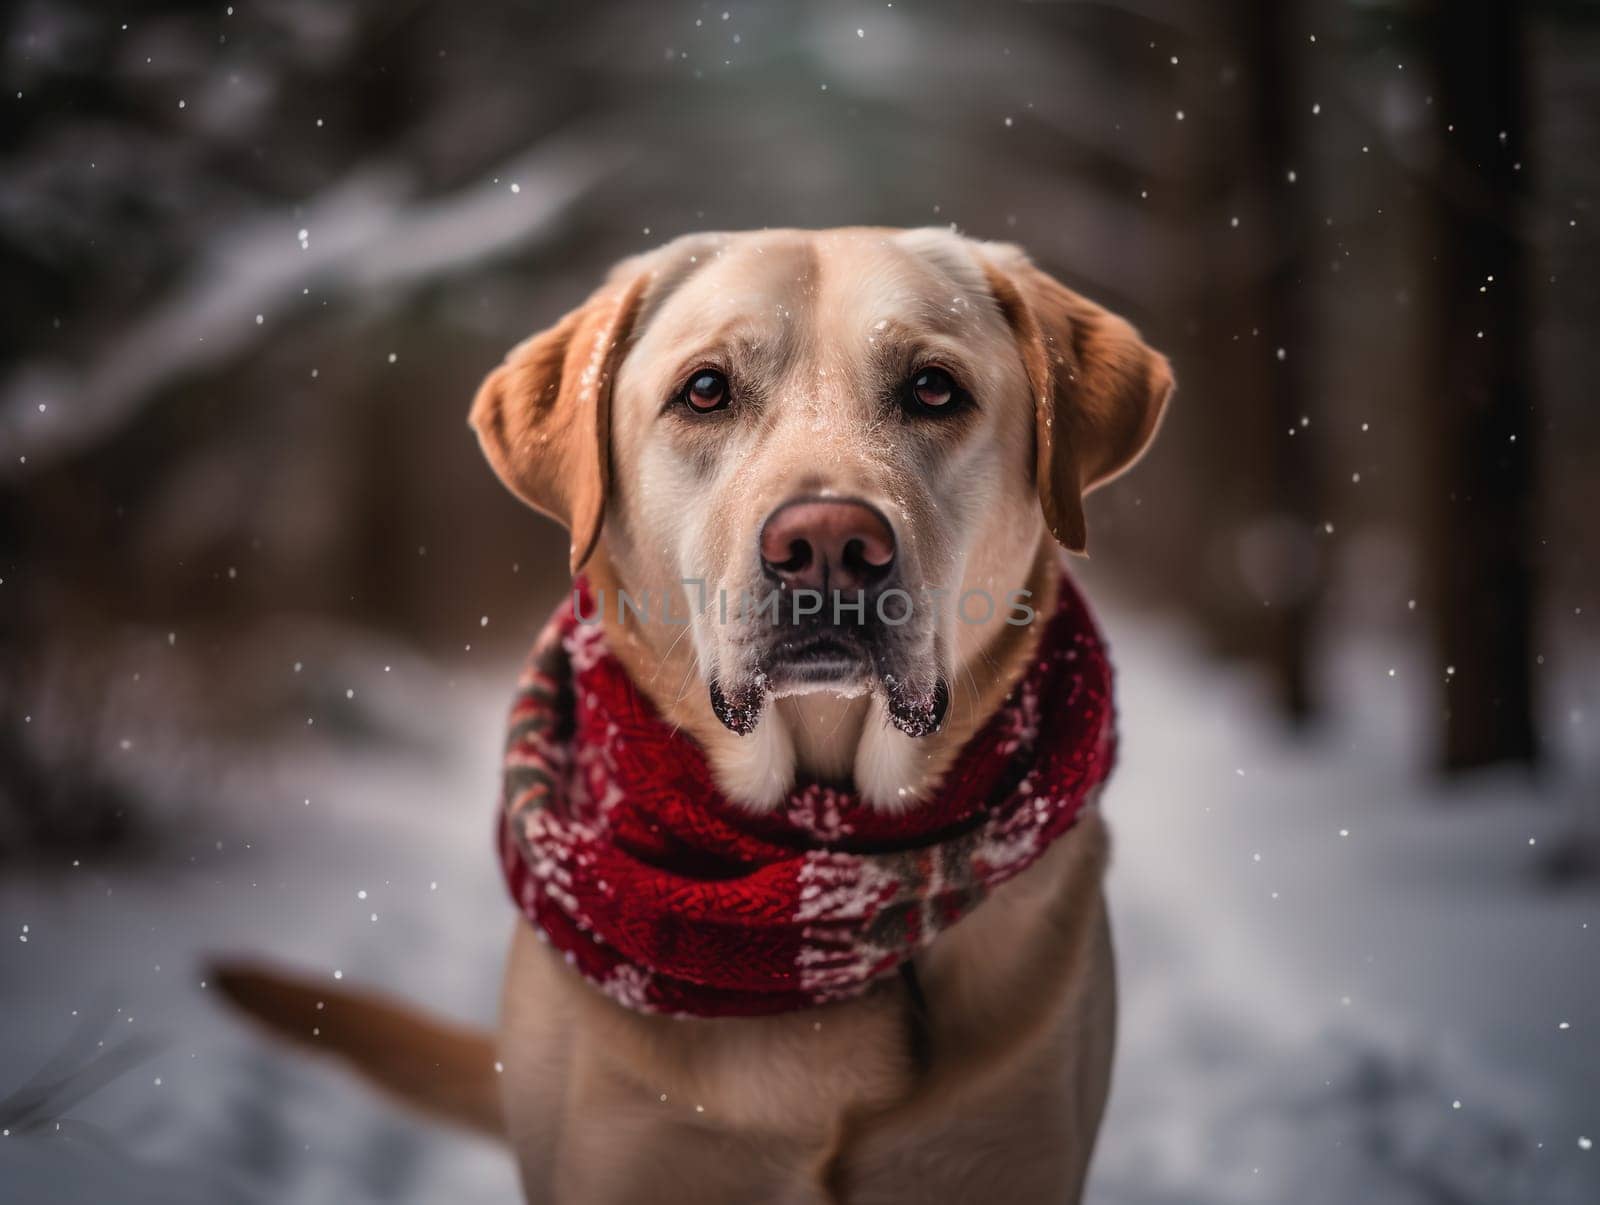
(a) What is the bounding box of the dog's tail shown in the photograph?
[209,960,504,1140]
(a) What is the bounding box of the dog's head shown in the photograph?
[472,229,1170,787]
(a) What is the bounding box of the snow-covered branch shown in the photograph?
[1,134,621,477]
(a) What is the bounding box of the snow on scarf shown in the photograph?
[497,572,1117,1018]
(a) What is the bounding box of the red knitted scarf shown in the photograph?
[497,572,1117,1018]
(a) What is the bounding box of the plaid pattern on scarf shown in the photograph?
[498,573,1116,1018]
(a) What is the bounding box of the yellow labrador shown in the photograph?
[218,227,1171,1204]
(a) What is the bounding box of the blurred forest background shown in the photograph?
[2,1,1599,1201]
[5,0,1599,853]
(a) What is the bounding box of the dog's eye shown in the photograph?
[903,367,966,416]
[681,369,730,414]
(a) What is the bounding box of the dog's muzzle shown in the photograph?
[709,496,948,738]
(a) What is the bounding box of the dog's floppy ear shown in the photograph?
[980,245,1173,554]
[469,267,650,573]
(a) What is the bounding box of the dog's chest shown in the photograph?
[499,819,1110,1201]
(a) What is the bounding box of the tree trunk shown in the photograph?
[1248,0,1322,722]
[1427,0,1538,769]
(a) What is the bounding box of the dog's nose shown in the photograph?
[759,498,896,593]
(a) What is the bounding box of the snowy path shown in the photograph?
[2,606,1596,1203]
[1092,613,1598,1205]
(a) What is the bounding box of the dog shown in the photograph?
[216,227,1172,1203]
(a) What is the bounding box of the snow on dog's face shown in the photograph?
[471,227,1171,804]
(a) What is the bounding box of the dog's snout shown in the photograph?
[759,498,896,593]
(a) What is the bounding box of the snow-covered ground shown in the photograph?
[1095,611,1598,1205]
[2,601,1596,1203]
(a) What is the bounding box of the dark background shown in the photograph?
[2,2,1598,1201]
